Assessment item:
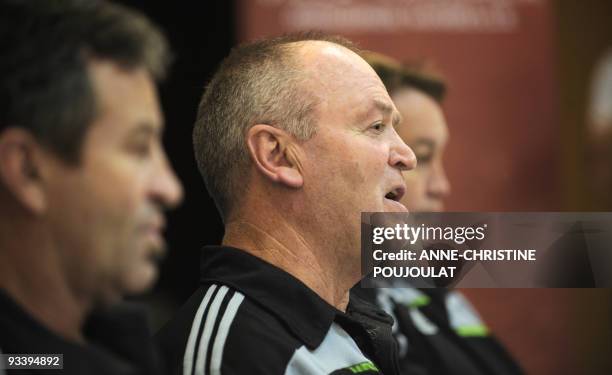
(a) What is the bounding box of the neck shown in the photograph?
[0,214,90,343]
[223,216,353,311]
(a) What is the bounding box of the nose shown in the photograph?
[428,162,451,199]
[151,151,184,210]
[389,130,417,171]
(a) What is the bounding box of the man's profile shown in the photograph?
[157,32,415,375]
[0,1,182,373]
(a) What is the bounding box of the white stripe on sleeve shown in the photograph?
[210,292,245,375]
[183,284,218,375]
[195,285,229,375]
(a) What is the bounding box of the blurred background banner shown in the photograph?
[238,0,560,211]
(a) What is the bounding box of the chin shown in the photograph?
[122,263,159,296]
[96,288,124,308]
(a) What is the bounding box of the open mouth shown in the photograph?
[383,185,408,212]
[385,186,406,202]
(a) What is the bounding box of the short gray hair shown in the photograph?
[193,32,359,220]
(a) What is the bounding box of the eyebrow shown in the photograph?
[128,122,163,138]
[373,99,402,127]
[411,138,436,149]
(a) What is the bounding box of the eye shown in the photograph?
[370,122,386,133]
[126,140,153,159]
[133,143,152,157]
[416,153,433,164]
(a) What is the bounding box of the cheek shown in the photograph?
[114,242,156,289]
[333,151,385,206]
[306,136,364,185]
[81,164,148,265]
[88,159,149,220]
[305,133,389,205]
[338,159,367,185]
[402,171,427,209]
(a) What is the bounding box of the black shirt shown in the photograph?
[0,289,162,375]
[156,246,400,375]
[353,284,524,375]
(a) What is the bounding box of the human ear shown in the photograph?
[246,124,303,188]
[0,128,47,214]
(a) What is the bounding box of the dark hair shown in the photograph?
[363,51,447,102]
[193,31,359,220]
[0,0,171,163]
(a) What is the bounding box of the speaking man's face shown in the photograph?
[43,61,183,305]
[298,42,416,250]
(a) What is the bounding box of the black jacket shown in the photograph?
[353,285,524,375]
[0,290,163,375]
[156,246,400,375]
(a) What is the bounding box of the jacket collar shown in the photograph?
[200,246,343,349]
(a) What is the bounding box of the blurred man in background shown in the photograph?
[354,52,523,375]
[586,48,612,210]
[157,32,415,375]
[366,54,451,213]
[0,1,182,373]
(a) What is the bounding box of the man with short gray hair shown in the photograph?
[157,32,415,375]
[193,33,323,220]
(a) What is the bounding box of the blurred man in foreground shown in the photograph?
[354,52,523,374]
[0,1,183,373]
[157,33,415,374]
